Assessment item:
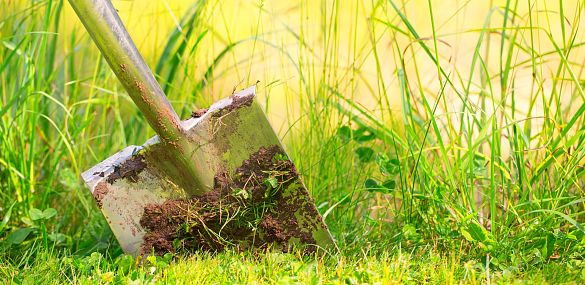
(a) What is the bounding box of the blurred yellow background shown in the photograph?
[3,0,585,136]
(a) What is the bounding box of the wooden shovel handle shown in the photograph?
[68,0,185,142]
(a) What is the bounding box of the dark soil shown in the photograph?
[106,154,147,184]
[191,108,208,118]
[212,93,254,118]
[92,182,109,209]
[139,145,319,255]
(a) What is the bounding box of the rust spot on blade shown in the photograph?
[134,80,146,93]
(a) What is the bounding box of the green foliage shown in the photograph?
[263,176,279,189]
[6,228,34,245]
[29,208,57,221]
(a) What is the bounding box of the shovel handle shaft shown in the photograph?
[68,0,185,142]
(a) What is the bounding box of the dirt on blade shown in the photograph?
[139,145,319,255]
[212,94,253,118]
[191,108,208,118]
[92,181,109,209]
[106,154,147,184]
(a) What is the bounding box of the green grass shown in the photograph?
[1,0,585,283]
[1,247,583,284]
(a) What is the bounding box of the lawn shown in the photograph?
[1,0,584,284]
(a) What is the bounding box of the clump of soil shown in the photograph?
[212,93,254,118]
[92,182,109,209]
[107,154,147,184]
[191,108,208,118]
[139,145,319,255]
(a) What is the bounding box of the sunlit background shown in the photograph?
[5,0,585,137]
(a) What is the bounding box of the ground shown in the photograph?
[2,247,584,284]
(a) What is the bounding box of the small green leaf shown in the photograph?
[173,238,182,250]
[402,224,421,242]
[336,126,352,142]
[542,233,555,259]
[364,178,379,191]
[355,147,375,163]
[460,220,495,250]
[233,188,250,200]
[264,177,278,189]
[48,233,69,244]
[43,208,57,220]
[460,228,474,242]
[364,178,393,194]
[87,252,103,267]
[7,228,34,244]
[387,159,401,174]
[467,221,492,243]
[377,156,400,175]
[382,179,396,190]
[162,253,174,263]
[115,255,135,274]
[30,208,57,221]
[353,127,376,142]
[29,208,44,221]
[272,153,288,162]
[375,153,388,165]
[146,255,157,265]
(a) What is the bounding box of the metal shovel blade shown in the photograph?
[82,87,335,256]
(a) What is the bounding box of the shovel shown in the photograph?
[69,0,335,255]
